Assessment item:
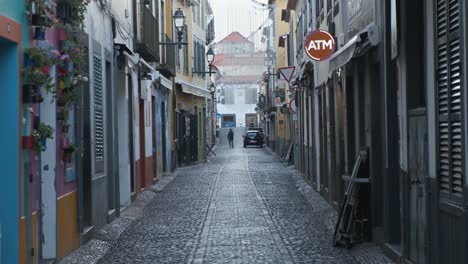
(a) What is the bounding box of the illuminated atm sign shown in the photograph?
[304,29,336,61]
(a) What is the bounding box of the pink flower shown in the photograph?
[60,54,70,61]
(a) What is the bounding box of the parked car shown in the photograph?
[243,130,264,148]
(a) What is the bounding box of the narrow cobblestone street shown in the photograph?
[93,145,392,264]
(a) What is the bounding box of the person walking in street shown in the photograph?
[228,129,234,148]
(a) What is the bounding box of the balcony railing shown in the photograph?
[157,34,176,77]
[135,5,160,62]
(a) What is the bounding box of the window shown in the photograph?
[436,0,464,201]
[245,88,257,104]
[183,25,189,75]
[225,88,234,104]
[93,55,104,173]
[315,0,324,24]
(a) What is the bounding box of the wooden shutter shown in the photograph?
[436,0,464,200]
[93,55,105,173]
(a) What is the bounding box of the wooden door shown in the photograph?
[408,109,427,263]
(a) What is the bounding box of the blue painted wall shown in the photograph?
[0,2,27,263]
[0,38,20,264]
[0,0,29,45]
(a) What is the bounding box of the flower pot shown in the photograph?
[40,138,47,150]
[34,27,46,40]
[22,136,35,150]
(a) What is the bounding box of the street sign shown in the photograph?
[278,66,296,83]
[289,98,297,113]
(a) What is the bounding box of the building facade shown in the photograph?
[214,32,263,129]
[271,0,468,263]
[0,0,214,263]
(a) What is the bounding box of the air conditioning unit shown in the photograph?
[338,33,345,47]
[140,79,151,100]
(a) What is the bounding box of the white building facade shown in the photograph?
[213,32,264,128]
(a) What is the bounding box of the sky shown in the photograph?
[207,0,270,49]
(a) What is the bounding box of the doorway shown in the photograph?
[0,37,20,264]
[116,64,131,207]
[161,101,167,171]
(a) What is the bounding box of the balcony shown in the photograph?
[135,5,160,62]
[157,34,176,77]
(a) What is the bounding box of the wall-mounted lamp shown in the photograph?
[159,8,188,49]
[192,47,216,77]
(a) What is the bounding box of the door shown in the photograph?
[408,109,427,263]
[117,69,131,207]
[152,96,157,180]
[161,102,167,171]
[138,99,145,189]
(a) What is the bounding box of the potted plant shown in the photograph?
[24,47,54,67]
[63,143,76,163]
[33,123,54,152]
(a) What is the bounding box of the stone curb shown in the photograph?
[58,172,178,264]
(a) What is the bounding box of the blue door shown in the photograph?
[0,37,20,264]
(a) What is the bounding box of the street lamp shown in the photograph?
[206,47,215,65]
[210,83,216,95]
[159,8,188,48]
[265,56,273,68]
[192,47,217,77]
[264,56,278,78]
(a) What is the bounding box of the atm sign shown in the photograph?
[304,30,336,61]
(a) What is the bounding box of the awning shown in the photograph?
[175,80,211,98]
[158,74,173,90]
[328,34,361,73]
[290,61,306,84]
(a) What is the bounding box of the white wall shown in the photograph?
[110,0,134,49]
[142,80,153,158]
[40,67,57,259]
[217,83,258,127]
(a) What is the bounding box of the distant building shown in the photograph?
[213,32,264,128]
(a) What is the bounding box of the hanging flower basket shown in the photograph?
[40,137,47,150]
[63,143,77,163]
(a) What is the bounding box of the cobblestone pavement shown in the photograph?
[71,145,393,264]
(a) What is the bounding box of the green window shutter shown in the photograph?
[93,55,105,173]
[436,0,464,200]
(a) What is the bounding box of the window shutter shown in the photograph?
[93,55,105,173]
[436,0,464,200]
